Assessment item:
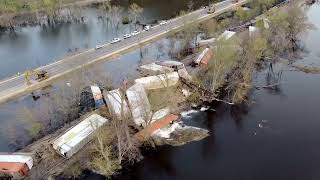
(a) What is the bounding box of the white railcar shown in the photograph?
[52,114,108,158]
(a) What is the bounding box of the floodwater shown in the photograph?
[0,0,212,151]
[109,4,320,180]
[0,1,319,180]
[0,0,212,79]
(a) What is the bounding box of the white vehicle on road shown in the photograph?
[159,20,167,26]
[123,34,132,39]
[144,25,151,31]
[131,31,140,36]
[95,45,104,50]
[110,38,121,44]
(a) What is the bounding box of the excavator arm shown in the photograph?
[25,70,49,85]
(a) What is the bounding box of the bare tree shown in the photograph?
[104,84,142,164]
[109,5,124,31]
[129,3,143,29]
[187,1,194,11]
[91,126,120,177]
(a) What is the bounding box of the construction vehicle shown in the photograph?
[207,5,216,14]
[25,70,49,84]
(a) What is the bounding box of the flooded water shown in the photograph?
[0,1,320,179]
[0,36,179,151]
[109,4,320,180]
[0,0,212,79]
[0,0,212,151]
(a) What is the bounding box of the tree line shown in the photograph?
[0,0,144,31]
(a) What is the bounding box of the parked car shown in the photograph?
[159,20,167,26]
[110,38,121,44]
[131,30,140,36]
[144,25,151,31]
[123,34,132,39]
[95,45,104,49]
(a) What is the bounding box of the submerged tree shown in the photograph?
[129,3,143,28]
[109,5,124,30]
[260,1,312,56]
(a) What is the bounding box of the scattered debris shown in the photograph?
[217,30,236,41]
[249,26,259,37]
[258,119,270,129]
[180,110,199,118]
[182,88,192,98]
[152,122,182,139]
[194,48,214,65]
[200,106,210,111]
[191,103,198,108]
[52,114,108,158]
[152,121,209,146]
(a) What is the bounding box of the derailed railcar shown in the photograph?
[0,153,33,179]
[52,114,108,158]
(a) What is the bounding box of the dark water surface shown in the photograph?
[109,4,320,180]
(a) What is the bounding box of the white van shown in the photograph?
[144,25,151,31]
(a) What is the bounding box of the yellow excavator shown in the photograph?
[25,70,49,85]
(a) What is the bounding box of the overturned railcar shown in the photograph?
[52,114,108,158]
[0,153,33,179]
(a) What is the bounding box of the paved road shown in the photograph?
[0,0,248,104]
